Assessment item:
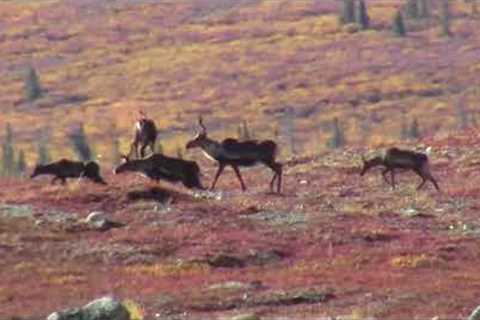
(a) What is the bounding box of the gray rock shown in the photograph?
[47,309,81,320]
[469,305,480,320]
[0,204,34,219]
[231,314,260,320]
[46,296,130,320]
[84,211,108,230]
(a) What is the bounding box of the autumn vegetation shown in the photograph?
[0,0,479,167]
[1,0,480,319]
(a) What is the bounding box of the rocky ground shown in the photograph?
[2,130,480,319]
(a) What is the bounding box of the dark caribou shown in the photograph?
[30,159,107,185]
[113,153,204,190]
[186,116,282,193]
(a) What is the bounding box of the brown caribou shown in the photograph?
[113,153,204,190]
[186,116,282,193]
[31,159,107,185]
[129,110,157,159]
[360,147,440,191]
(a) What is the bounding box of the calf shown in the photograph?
[31,159,107,185]
[360,147,440,191]
[113,153,204,189]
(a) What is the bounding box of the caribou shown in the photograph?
[360,147,440,191]
[186,116,282,193]
[113,153,204,190]
[30,159,107,185]
[129,111,157,159]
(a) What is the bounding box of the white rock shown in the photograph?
[469,305,480,320]
[84,211,108,230]
[425,146,433,156]
[85,211,106,224]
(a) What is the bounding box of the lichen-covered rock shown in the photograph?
[0,204,34,219]
[47,308,81,320]
[46,296,130,320]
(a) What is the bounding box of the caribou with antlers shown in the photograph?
[186,116,282,193]
[114,153,204,190]
[360,147,440,191]
[129,110,157,159]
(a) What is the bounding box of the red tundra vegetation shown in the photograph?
[1,0,480,319]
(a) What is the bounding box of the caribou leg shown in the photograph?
[414,167,440,191]
[276,163,283,193]
[210,163,226,190]
[129,142,139,159]
[269,174,277,192]
[390,169,396,189]
[148,142,155,156]
[267,163,277,191]
[421,163,441,192]
[140,144,148,158]
[381,168,392,186]
[265,161,282,193]
[232,165,247,191]
[429,176,440,191]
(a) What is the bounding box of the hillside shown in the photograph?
[2,129,480,319]
[2,0,480,319]
[0,0,479,165]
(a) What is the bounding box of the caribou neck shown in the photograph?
[199,137,223,161]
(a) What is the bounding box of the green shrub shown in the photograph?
[393,11,407,37]
[24,66,42,102]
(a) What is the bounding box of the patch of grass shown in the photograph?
[123,261,210,278]
[390,254,445,269]
[12,261,36,273]
[122,299,144,320]
[1,0,479,164]
[48,274,86,286]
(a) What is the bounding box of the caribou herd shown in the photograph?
[30,111,441,193]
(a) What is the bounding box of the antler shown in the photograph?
[198,115,206,133]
